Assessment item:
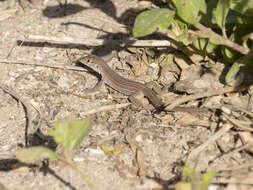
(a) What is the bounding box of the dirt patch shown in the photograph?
[0,0,252,190]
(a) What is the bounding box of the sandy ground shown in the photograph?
[0,0,253,190]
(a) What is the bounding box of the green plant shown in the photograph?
[17,119,95,190]
[133,0,253,84]
[175,166,216,190]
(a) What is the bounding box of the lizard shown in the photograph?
[75,54,217,115]
[76,54,164,111]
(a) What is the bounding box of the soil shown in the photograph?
[0,0,253,190]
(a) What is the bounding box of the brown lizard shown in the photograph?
[76,54,164,111]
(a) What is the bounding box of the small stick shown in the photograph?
[223,113,253,132]
[27,34,171,47]
[235,106,253,118]
[213,178,253,185]
[165,86,246,110]
[0,14,12,22]
[0,9,18,15]
[6,42,17,58]
[185,123,233,169]
[81,103,131,116]
[216,162,253,172]
[208,143,249,170]
[0,9,18,22]
[194,23,249,55]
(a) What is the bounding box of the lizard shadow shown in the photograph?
[82,0,117,21]
[42,0,116,20]
[43,3,86,18]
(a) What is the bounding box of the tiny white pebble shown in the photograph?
[85,147,104,155]
[208,185,218,190]
[149,62,158,68]
[1,145,10,151]
[73,157,85,162]
[135,135,143,142]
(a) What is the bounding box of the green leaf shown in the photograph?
[48,120,92,152]
[133,9,175,37]
[17,147,59,164]
[192,0,207,14]
[172,0,201,24]
[167,54,174,65]
[209,34,223,45]
[224,47,234,59]
[199,0,219,27]
[193,38,217,55]
[171,17,191,46]
[225,62,240,84]
[215,0,232,29]
[225,55,253,85]
[222,47,238,63]
[178,166,195,178]
[171,18,188,36]
[231,0,253,17]
[178,32,192,46]
[202,171,216,190]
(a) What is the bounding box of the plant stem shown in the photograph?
[193,23,249,55]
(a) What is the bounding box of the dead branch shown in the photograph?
[27,34,171,47]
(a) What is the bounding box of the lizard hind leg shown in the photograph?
[129,91,153,111]
[145,81,164,94]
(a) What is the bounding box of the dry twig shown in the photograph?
[235,106,253,118]
[27,34,171,47]
[185,123,233,169]
[166,86,246,110]
[213,178,253,185]
[194,23,249,55]
[0,9,18,22]
[223,113,253,132]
